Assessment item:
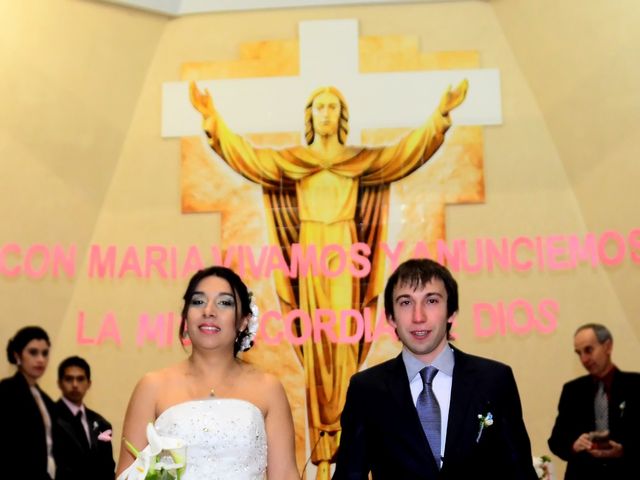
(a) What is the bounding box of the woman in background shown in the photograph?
[0,326,56,479]
[117,266,299,479]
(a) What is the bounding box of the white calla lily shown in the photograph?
[117,423,186,480]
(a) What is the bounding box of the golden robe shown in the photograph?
[202,108,451,465]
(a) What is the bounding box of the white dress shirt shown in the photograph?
[61,396,91,444]
[402,343,455,463]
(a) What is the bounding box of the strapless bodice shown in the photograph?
[155,398,267,479]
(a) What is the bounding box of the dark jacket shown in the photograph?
[53,399,115,480]
[334,347,537,480]
[548,369,640,479]
[0,372,57,479]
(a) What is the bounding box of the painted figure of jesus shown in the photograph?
[190,80,467,478]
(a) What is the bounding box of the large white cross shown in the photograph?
[161,18,501,140]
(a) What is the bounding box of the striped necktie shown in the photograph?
[417,366,441,468]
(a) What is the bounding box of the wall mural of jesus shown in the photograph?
[189,79,468,478]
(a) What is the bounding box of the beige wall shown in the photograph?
[0,0,167,359]
[2,1,639,477]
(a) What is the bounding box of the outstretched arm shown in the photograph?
[190,81,216,117]
[189,81,219,145]
[189,80,228,158]
[438,79,468,117]
[362,80,468,184]
[188,81,284,186]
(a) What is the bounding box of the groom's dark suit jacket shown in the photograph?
[53,400,115,480]
[548,369,640,480]
[333,347,537,480]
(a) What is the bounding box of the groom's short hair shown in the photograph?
[383,258,459,323]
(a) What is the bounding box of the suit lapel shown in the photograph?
[609,369,627,433]
[85,410,96,448]
[87,409,105,448]
[443,348,476,465]
[385,354,440,475]
[57,401,91,452]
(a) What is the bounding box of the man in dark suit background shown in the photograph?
[54,356,115,480]
[548,323,640,479]
[333,258,537,479]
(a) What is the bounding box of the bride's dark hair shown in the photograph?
[179,266,252,355]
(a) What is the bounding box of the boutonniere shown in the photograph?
[476,412,493,443]
[533,455,552,480]
[619,401,626,418]
[92,421,100,431]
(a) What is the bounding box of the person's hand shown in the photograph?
[588,440,624,459]
[438,79,468,116]
[572,433,593,453]
[189,80,216,118]
[189,80,218,136]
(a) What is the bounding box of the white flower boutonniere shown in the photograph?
[476,412,493,443]
[533,455,553,480]
[619,401,626,418]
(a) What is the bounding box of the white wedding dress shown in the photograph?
[155,398,267,479]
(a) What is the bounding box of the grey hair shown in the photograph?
[575,323,612,344]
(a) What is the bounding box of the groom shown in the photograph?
[333,258,537,479]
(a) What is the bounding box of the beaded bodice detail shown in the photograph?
[155,398,267,479]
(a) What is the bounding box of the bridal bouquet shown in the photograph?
[118,424,186,480]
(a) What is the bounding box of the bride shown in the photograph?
[116,266,299,479]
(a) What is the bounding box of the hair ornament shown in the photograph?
[239,293,259,352]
